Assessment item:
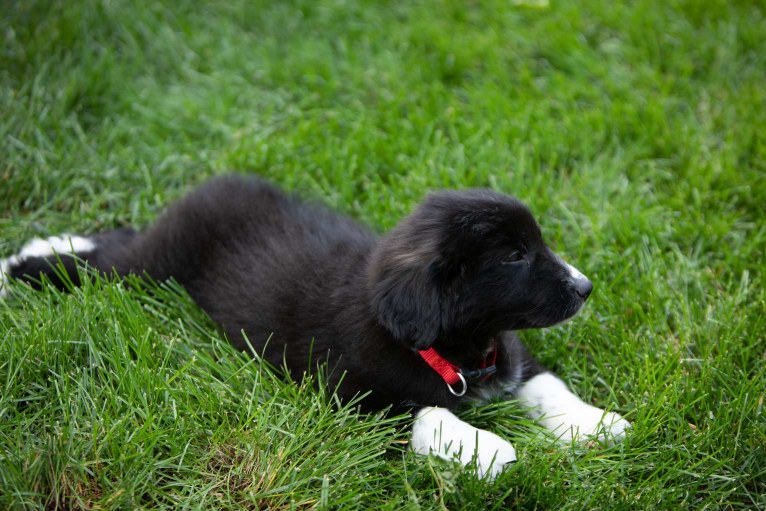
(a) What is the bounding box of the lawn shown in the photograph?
[1,0,764,509]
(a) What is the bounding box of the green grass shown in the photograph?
[1,0,764,508]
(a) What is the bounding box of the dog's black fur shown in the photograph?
[6,175,593,413]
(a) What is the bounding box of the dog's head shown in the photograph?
[368,189,593,352]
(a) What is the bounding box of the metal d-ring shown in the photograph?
[446,372,467,397]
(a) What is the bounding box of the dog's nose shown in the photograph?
[551,250,593,300]
[571,277,593,299]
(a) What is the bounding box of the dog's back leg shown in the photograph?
[1,210,212,295]
[0,195,219,295]
[0,228,137,295]
[1,175,275,297]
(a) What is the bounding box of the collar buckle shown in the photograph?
[446,372,467,397]
[418,340,499,397]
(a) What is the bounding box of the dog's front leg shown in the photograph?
[409,406,516,479]
[514,372,630,443]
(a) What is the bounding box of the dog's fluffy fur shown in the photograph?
[1,175,629,478]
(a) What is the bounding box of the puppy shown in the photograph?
[1,175,629,478]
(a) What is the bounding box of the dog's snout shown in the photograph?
[571,277,593,299]
[551,251,592,300]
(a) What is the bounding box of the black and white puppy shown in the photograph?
[0,175,629,478]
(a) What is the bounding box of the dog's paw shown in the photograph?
[547,403,630,444]
[410,406,516,479]
[516,372,631,445]
[0,234,95,297]
[16,234,95,260]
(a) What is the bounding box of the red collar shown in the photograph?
[419,340,498,396]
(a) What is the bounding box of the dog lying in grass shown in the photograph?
[1,174,629,478]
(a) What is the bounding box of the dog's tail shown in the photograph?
[0,228,141,296]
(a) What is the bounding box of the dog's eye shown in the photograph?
[501,251,524,264]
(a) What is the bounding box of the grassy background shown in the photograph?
[1,0,764,508]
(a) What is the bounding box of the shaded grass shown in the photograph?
[1,0,764,509]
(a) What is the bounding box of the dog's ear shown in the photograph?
[368,259,443,350]
[368,192,465,350]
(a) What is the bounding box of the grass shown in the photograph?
[0,0,764,508]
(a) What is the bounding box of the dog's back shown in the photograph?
[164,176,377,361]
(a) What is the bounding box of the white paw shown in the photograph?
[516,373,631,444]
[546,403,630,444]
[17,234,95,259]
[410,406,516,479]
[0,234,95,297]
